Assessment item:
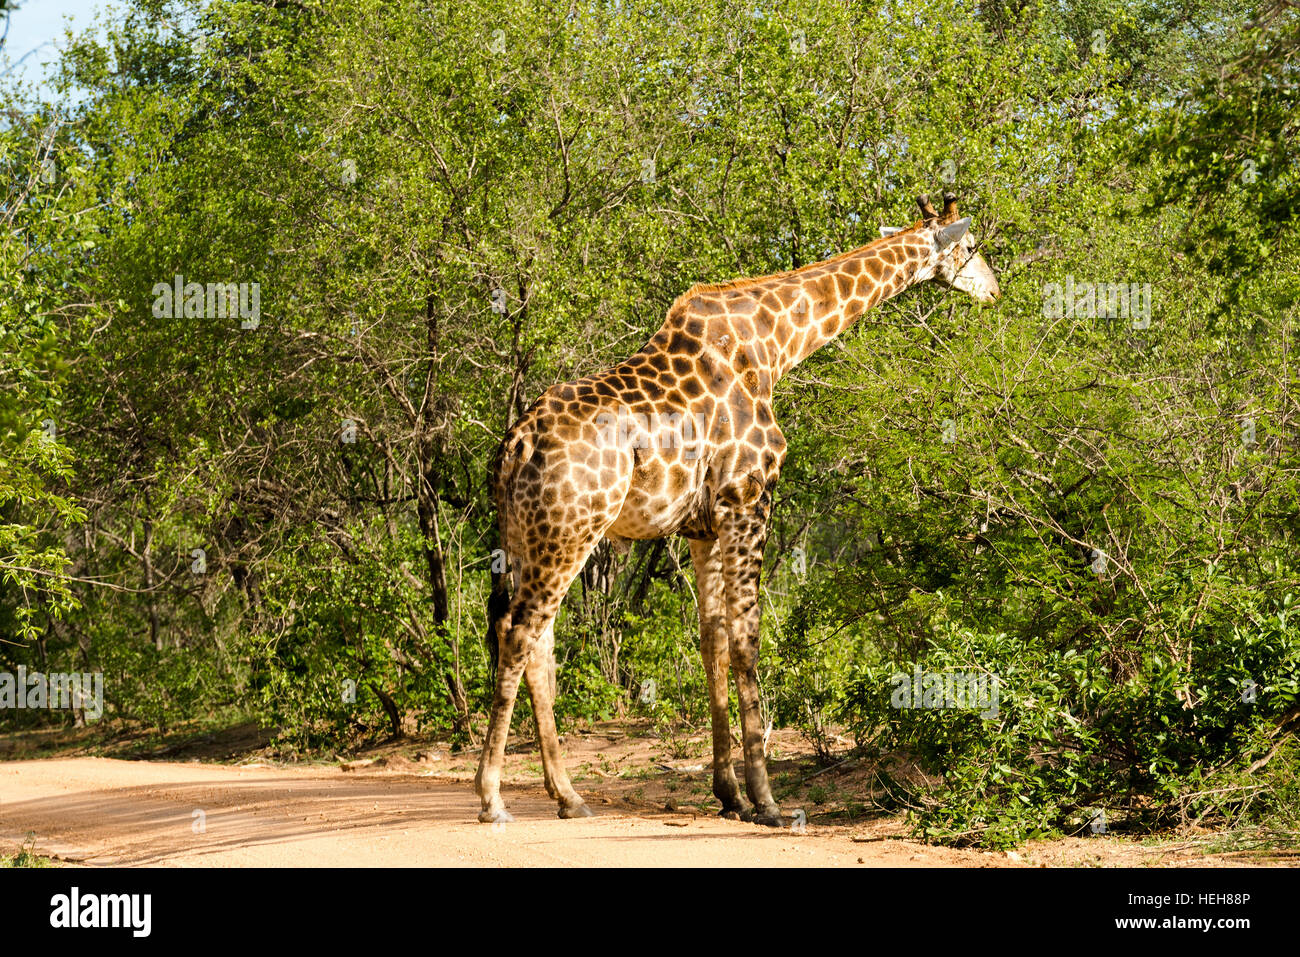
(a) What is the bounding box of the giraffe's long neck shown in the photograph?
[762,230,930,380]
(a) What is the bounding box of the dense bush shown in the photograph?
[836,593,1300,846]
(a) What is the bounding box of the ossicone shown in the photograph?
[941,191,960,223]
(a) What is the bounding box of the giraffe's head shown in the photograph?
[881,192,1000,302]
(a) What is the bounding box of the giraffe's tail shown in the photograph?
[486,557,509,677]
[486,426,532,676]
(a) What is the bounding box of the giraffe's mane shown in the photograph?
[672,219,925,309]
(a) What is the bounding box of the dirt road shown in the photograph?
[3,741,1281,868]
[0,756,1011,867]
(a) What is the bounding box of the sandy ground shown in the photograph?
[0,756,1008,867]
[1,724,1291,867]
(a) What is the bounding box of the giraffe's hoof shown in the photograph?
[478,807,514,825]
[558,802,594,819]
[719,804,749,821]
[752,806,785,828]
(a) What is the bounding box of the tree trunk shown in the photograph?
[369,683,404,740]
[416,290,471,737]
[142,514,161,651]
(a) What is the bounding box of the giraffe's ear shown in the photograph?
[879,226,903,238]
[935,217,971,251]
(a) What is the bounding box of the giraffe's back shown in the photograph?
[494,289,795,553]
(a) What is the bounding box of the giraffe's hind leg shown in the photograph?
[474,538,601,823]
[474,607,534,824]
[689,537,747,818]
[525,620,592,818]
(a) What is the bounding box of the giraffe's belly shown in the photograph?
[605,454,708,540]
[606,489,700,540]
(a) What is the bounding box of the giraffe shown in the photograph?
[475,192,1000,824]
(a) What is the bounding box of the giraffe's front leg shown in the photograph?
[688,538,748,818]
[718,501,783,828]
